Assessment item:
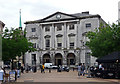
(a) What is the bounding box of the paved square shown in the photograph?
[15,69,119,83]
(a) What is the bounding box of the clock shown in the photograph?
[56,14,61,19]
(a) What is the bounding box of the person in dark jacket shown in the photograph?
[81,63,85,76]
[21,65,24,73]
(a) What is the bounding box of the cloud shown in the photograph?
[0,0,119,28]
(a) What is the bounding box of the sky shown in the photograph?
[0,0,120,29]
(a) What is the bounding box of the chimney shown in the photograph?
[82,11,89,14]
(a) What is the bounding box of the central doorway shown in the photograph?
[55,53,62,66]
[43,54,50,64]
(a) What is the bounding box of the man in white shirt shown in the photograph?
[99,64,102,69]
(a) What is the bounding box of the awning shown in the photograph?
[96,51,120,63]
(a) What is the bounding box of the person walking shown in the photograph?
[42,64,45,73]
[87,66,91,78]
[49,65,52,73]
[78,63,82,77]
[40,64,43,73]
[81,63,85,76]
[25,63,29,73]
[21,65,24,73]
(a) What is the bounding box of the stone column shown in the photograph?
[63,23,67,49]
[40,25,44,49]
[75,50,80,65]
[39,51,42,64]
[63,51,67,65]
[50,51,55,65]
[51,24,55,49]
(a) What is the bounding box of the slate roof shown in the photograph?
[70,12,91,18]
[24,11,100,24]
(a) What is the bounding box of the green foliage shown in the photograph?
[86,23,120,58]
[2,28,36,61]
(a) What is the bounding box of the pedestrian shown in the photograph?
[81,63,85,76]
[99,64,102,70]
[25,63,29,73]
[78,63,82,77]
[21,65,24,73]
[17,68,20,78]
[40,64,43,73]
[0,67,4,82]
[87,66,91,78]
[42,64,45,73]
[49,65,52,73]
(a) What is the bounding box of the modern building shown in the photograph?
[24,11,106,67]
[118,1,120,22]
[0,21,5,67]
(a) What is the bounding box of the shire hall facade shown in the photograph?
[24,11,106,67]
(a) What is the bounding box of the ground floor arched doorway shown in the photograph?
[55,53,62,66]
[67,53,75,65]
[43,54,50,64]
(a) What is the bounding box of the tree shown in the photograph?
[86,23,120,58]
[2,28,36,69]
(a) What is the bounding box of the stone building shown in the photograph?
[118,1,120,22]
[24,11,106,67]
[0,21,5,67]
[0,21,5,34]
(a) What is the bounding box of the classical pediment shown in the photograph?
[40,12,77,22]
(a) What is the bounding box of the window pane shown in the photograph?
[70,42,74,49]
[45,26,50,32]
[86,23,91,28]
[46,39,50,47]
[32,54,36,65]
[57,43,62,47]
[31,28,36,32]
[69,24,74,30]
[33,43,36,48]
[56,24,62,31]
[70,43,74,46]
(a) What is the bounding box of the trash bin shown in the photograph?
[0,70,4,82]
